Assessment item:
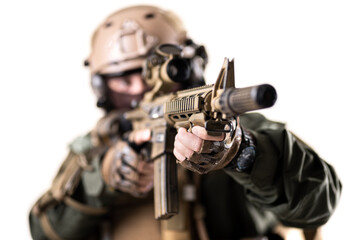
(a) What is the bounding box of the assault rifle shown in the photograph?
[124,44,277,219]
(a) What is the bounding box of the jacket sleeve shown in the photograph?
[225,113,342,229]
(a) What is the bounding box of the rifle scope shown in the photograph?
[165,58,191,83]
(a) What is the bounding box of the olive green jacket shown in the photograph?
[29,113,341,239]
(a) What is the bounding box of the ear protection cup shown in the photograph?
[91,74,108,108]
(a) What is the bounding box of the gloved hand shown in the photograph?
[101,129,154,197]
[173,125,241,174]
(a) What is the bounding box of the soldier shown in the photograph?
[29,5,341,240]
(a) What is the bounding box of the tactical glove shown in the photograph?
[174,121,244,174]
[101,140,154,197]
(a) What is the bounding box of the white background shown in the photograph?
[0,0,359,239]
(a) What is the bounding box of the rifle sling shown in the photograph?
[64,196,108,215]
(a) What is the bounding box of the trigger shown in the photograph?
[188,122,194,133]
[204,120,232,133]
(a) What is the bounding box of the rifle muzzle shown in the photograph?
[218,84,277,116]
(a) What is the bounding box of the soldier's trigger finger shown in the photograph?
[191,126,225,141]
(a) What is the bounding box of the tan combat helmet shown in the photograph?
[85,5,189,110]
[85,5,207,110]
[86,5,187,76]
